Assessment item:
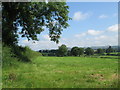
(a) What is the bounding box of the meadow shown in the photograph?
[2,2,119,88]
[2,56,118,88]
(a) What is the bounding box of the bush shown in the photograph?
[21,46,42,61]
[11,45,42,62]
[2,44,19,67]
[2,44,42,67]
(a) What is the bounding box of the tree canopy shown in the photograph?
[85,47,94,55]
[78,48,84,56]
[71,47,84,56]
[58,44,67,56]
[97,48,104,55]
[2,2,70,45]
[71,47,79,56]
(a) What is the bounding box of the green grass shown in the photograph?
[2,56,118,88]
[100,56,118,58]
[104,52,119,55]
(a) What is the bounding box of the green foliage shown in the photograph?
[10,45,42,62]
[78,48,84,56]
[2,44,42,67]
[2,2,71,45]
[71,47,79,56]
[106,46,113,55]
[67,50,71,56]
[85,47,94,55]
[42,53,49,56]
[2,44,19,67]
[58,44,67,56]
[71,47,84,56]
[97,48,104,55]
[21,46,42,61]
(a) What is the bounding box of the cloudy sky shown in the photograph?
[18,2,118,51]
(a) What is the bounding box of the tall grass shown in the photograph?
[2,45,19,68]
[2,44,42,68]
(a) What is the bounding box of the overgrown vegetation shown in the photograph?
[2,44,42,67]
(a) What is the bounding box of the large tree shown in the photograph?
[71,47,84,56]
[71,47,79,56]
[85,47,94,55]
[2,2,70,45]
[58,44,67,56]
[78,48,84,56]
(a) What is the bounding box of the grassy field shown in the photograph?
[2,56,118,88]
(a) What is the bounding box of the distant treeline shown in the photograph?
[38,45,120,57]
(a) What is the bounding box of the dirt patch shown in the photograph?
[111,74,118,80]
[90,73,118,81]
[8,73,16,81]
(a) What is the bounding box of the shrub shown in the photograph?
[2,44,19,67]
[21,46,42,61]
[2,44,42,67]
[11,45,42,62]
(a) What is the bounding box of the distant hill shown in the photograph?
[67,45,120,51]
[90,46,119,50]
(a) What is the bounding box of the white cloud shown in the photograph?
[107,24,118,32]
[87,29,103,36]
[72,24,118,47]
[99,14,108,19]
[75,30,103,38]
[93,35,118,46]
[19,24,118,50]
[61,38,67,41]
[42,34,50,40]
[94,35,107,40]
[60,33,118,48]
[19,39,59,51]
[18,37,68,51]
[75,33,86,37]
[73,11,90,21]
